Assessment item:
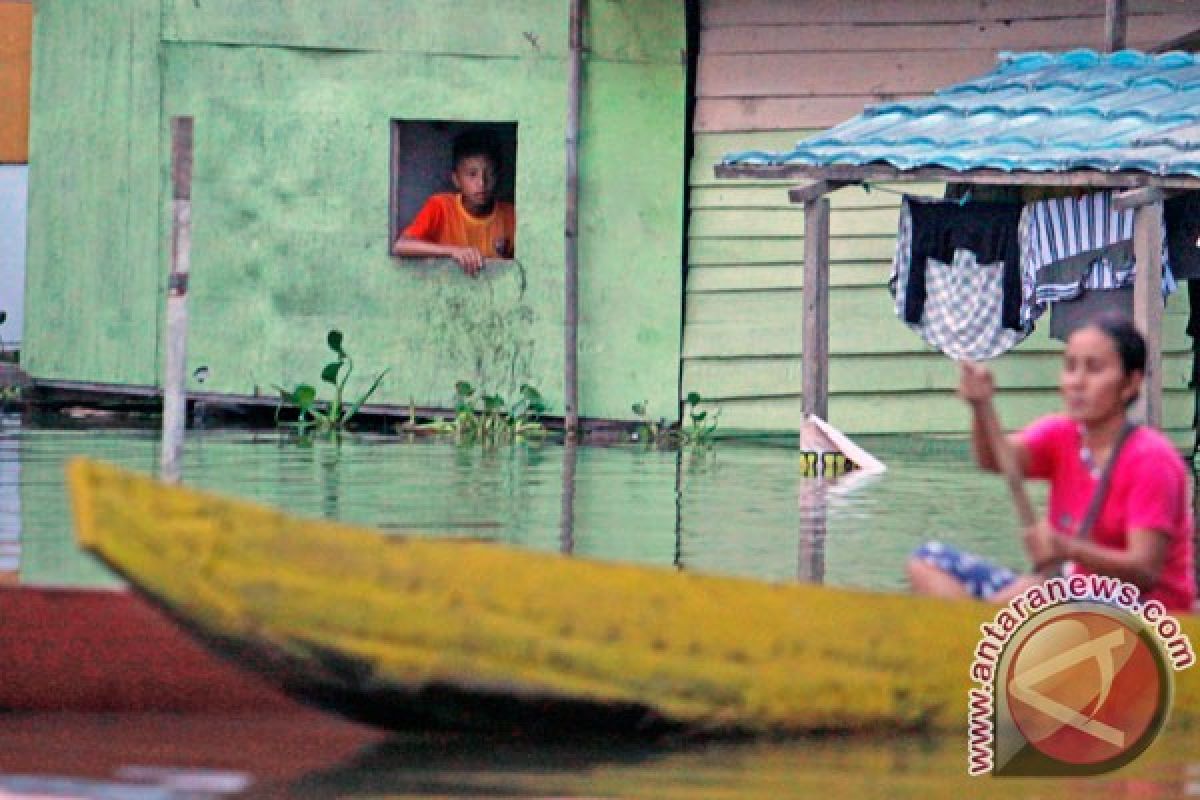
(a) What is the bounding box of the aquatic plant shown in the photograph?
[275,330,388,435]
[409,380,548,447]
[632,392,720,448]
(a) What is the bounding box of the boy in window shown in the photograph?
[392,130,516,277]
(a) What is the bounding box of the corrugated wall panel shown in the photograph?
[685,0,1200,436]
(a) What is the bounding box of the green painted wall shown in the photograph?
[685,131,1197,439]
[24,0,685,423]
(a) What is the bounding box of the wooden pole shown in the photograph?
[801,197,830,425]
[1104,0,1127,51]
[797,481,827,584]
[162,117,193,484]
[1133,201,1164,428]
[559,436,577,555]
[563,0,584,439]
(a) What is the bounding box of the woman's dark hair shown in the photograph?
[1084,312,1146,376]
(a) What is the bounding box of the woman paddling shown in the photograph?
[908,313,1196,612]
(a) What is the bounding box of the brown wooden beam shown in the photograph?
[715,163,1200,191]
[788,180,857,204]
[1113,186,1179,211]
[1132,201,1164,428]
[1104,0,1127,51]
[802,197,830,425]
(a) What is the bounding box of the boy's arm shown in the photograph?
[391,236,486,276]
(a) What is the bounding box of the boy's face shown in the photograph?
[451,154,499,215]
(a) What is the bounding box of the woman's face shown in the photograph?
[1059,326,1141,425]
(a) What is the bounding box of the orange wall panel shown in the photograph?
[0,1,32,164]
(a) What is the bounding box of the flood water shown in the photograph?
[1,416,1196,798]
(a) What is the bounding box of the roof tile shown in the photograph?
[722,50,1200,178]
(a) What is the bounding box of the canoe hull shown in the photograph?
[66,459,1200,737]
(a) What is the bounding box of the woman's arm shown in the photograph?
[959,361,1030,475]
[1034,527,1169,591]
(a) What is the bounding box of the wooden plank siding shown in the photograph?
[0,0,32,163]
[685,0,1200,436]
[22,1,687,423]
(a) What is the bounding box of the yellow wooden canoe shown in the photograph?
[67,458,1200,737]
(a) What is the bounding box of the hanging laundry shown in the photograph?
[1049,286,1134,341]
[1032,240,1135,305]
[902,196,1024,331]
[891,198,1031,360]
[1022,189,1173,306]
[1163,193,1200,348]
[1164,193,1200,281]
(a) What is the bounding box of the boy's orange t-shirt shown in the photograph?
[402,193,516,258]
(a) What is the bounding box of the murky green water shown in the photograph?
[2,417,1037,591]
[3,416,1196,798]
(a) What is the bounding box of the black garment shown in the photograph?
[1165,193,1200,281]
[904,197,1024,330]
[1049,286,1134,343]
[1189,279,1200,341]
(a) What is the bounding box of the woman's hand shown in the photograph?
[1024,520,1067,575]
[958,361,996,406]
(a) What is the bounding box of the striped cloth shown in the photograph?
[1021,190,1174,308]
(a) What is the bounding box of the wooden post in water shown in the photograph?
[562,0,584,439]
[796,481,826,584]
[161,117,193,484]
[559,436,578,555]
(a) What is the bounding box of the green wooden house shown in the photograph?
[23,0,686,425]
[22,0,1200,438]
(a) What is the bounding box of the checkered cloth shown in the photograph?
[892,197,1032,360]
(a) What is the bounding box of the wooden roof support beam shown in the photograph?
[801,196,830,426]
[1114,186,1177,211]
[715,163,1200,190]
[1132,201,1164,428]
[1104,0,1127,52]
[788,180,857,204]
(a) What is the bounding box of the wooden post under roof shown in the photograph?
[737,166,1187,437]
[802,196,830,425]
[1104,0,1127,52]
[1132,200,1165,428]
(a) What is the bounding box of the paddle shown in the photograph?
[962,364,1037,530]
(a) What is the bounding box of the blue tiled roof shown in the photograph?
[722,50,1200,177]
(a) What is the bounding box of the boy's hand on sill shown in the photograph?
[448,245,486,276]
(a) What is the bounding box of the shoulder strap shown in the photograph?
[1076,421,1138,543]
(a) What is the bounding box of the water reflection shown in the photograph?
[0,712,1196,799]
[1,420,1032,592]
[797,479,828,584]
[1,420,1196,796]
[272,730,1200,799]
[558,436,575,555]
